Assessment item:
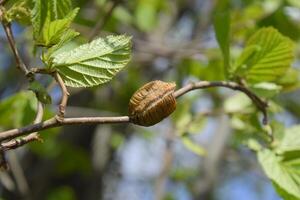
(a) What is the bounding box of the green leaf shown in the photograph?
[31,0,48,39]
[45,29,80,60]
[0,92,37,128]
[233,45,261,73]
[51,35,132,87]
[258,149,300,199]
[276,68,300,91]
[31,0,77,47]
[213,11,231,78]
[250,82,282,98]
[4,0,32,25]
[224,93,252,113]
[273,182,300,200]
[247,138,262,151]
[276,126,300,154]
[181,135,206,156]
[29,81,52,104]
[48,0,73,19]
[258,125,300,199]
[36,8,79,47]
[234,27,295,83]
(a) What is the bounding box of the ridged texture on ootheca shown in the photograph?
[128,80,176,126]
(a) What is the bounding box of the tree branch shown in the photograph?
[53,72,69,118]
[0,116,130,142]
[173,81,268,124]
[0,80,268,150]
[1,19,30,77]
[88,0,122,41]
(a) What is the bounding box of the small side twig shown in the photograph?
[88,0,122,40]
[1,21,30,76]
[53,72,69,118]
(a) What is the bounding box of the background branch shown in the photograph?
[88,0,122,40]
[154,126,175,200]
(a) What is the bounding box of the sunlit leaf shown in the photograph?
[31,0,78,47]
[31,0,47,38]
[276,125,300,154]
[258,149,300,199]
[45,29,80,60]
[49,0,73,19]
[224,93,252,113]
[234,27,295,83]
[35,8,79,47]
[51,35,132,87]
[258,125,300,199]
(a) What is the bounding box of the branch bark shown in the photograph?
[173,81,268,124]
[53,72,69,118]
[0,81,268,150]
[1,21,30,76]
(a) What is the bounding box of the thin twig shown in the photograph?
[30,67,50,74]
[88,0,122,41]
[53,72,69,118]
[0,81,268,148]
[173,81,268,124]
[1,22,30,76]
[0,116,130,142]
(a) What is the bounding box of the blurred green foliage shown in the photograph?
[1,0,300,199]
